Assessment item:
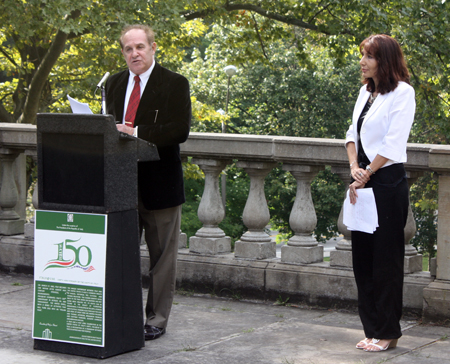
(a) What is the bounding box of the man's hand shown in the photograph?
[116,123,135,135]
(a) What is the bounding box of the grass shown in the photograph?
[281,358,295,364]
[177,344,197,352]
[219,288,242,300]
[176,288,195,297]
[274,295,290,306]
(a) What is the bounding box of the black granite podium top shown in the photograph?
[37,113,159,213]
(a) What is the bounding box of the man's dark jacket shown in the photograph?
[105,62,191,210]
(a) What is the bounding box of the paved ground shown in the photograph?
[1,271,449,364]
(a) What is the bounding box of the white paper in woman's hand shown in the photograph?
[343,188,379,234]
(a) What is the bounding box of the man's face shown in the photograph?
[121,29,156,75]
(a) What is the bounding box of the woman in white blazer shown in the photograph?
[345,34,415,352]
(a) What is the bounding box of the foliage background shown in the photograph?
[2,0,447,258]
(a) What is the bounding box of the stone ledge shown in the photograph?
[0,235,34,274]
[423,279,450,323]
[166,249,431,314]
[0,239,435,316]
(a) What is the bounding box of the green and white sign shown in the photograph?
[33,210,107,347]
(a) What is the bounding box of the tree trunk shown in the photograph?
[18,29,69,124]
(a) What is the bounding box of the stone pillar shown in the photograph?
[179,155,188,249]
[330,166,353,268]
[189,159,231,254]
[281,165,324,264]
[234,161,276,260]
[0,149,25,235]
[403,172,423,273]
[179,230,187,249]
[423,173,450,322]
[24,155,38,239]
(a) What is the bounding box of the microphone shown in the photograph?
[96,72,110,89]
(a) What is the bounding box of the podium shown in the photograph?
[33,113,159,358]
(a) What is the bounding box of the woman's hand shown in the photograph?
[350,165,371,185]
[349,180,365,205]
[347,143,371,185]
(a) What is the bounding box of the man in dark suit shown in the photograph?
[105,24,191,340]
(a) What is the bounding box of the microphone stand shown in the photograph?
[101,86,107,115]
[95,72,110,114]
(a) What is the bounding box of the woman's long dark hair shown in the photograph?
[360,34,410,95]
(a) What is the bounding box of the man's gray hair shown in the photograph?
[120,24,155,49]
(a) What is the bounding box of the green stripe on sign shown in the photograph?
[36,211,106,234]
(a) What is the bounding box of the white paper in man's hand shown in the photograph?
[67,95,93,114]
[343,188,379,234]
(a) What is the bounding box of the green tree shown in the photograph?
[3,0,449,139]
[180,1,450,144]
[182,24,361,137]
[181,24,357,242]
[0,0,206,123]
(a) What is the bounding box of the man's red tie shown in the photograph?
[124,75,141,128]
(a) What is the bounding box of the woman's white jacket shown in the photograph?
[345,81,415,168]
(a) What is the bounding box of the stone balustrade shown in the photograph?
[1,124,450,322]
[180,133,434,268]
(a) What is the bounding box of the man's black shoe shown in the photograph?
[144,325,166,341]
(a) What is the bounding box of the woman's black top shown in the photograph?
[357,99,373,168]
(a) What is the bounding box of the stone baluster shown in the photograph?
[423,172,450,321]
[0,149,25,235]
[234,161,277,260]
[330,166,353,267]
[24,155,38,239]
[189,159,231,254]
[178,156,188,249]
[434,174,450,280]
[403,171,423,273]
[281,165,324,264]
